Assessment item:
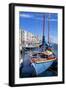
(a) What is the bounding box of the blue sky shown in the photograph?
[19,12,58,43]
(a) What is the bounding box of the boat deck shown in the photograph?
[31,57,57,64]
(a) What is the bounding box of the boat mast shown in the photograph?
[42,15,45,45]
[48,14,50,46]
[42,15,45,51]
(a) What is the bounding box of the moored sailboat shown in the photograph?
[30,15,57,75]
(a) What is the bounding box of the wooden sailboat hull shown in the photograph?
[30,51,57,75]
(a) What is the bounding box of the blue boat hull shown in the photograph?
[31,61,53,75]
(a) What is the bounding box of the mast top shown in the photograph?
[43,15,45,36]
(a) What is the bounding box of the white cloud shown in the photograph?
[19,14,57,22]
[35,18,57,22]
[19,14,33,18]
[47,19,57,22]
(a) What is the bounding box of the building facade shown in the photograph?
[19,29,40,48]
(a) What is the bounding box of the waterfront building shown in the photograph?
[19,29,41,48]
